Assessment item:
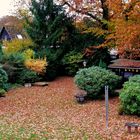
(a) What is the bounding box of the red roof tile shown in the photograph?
[108,59,140,69]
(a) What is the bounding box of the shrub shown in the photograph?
[98,59,107,68]
[24,58,47,75]
[62,51,83,76]
[74,66,121,98]
[18,69,41,84]
[129,75,140,83]
[0,67,8,96]
[1,53,25,83]
[0,89,6,97]
[0,67,8,86]
[22,49,34,59]
[0,43,3,61]
[3,39,33,55]
[2,53,25,68]
[2,83,15,91]
[119,75,140,116]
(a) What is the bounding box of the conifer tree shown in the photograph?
[25,0,75,57]
[25,0,78,79]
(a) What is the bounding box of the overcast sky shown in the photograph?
[0,0,130,18]
[0,0,15,17]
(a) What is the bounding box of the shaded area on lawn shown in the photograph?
[0,77,140,139]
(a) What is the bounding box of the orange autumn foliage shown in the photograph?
[58,0,140,59]
[108,0,140,59]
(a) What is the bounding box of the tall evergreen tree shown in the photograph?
[25,0,75,57]
[25,0,78,79]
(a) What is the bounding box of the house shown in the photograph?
[0,27,12,41]
[0,26,25,41]
[108,59,140,80]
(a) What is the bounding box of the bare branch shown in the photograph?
[62,1,103,24]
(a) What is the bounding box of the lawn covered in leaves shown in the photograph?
[0,77,140,140]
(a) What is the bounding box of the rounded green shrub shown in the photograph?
[119,75,140,116]
[129,75,140,83]
[74,66,121,98]
[18,69,41,84]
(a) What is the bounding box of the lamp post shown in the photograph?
[83,60,87,68]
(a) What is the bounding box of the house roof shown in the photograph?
[0,26,26,40]
[108,59,140,69]
[0,27,12,40]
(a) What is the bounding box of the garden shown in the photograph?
[0,77,140,139]
[0,0,140,139]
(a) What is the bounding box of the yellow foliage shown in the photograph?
[25,58,47,75]
[22,49,34,59]
[3,39,33,55]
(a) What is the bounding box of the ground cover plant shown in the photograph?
[0,77,139,140]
